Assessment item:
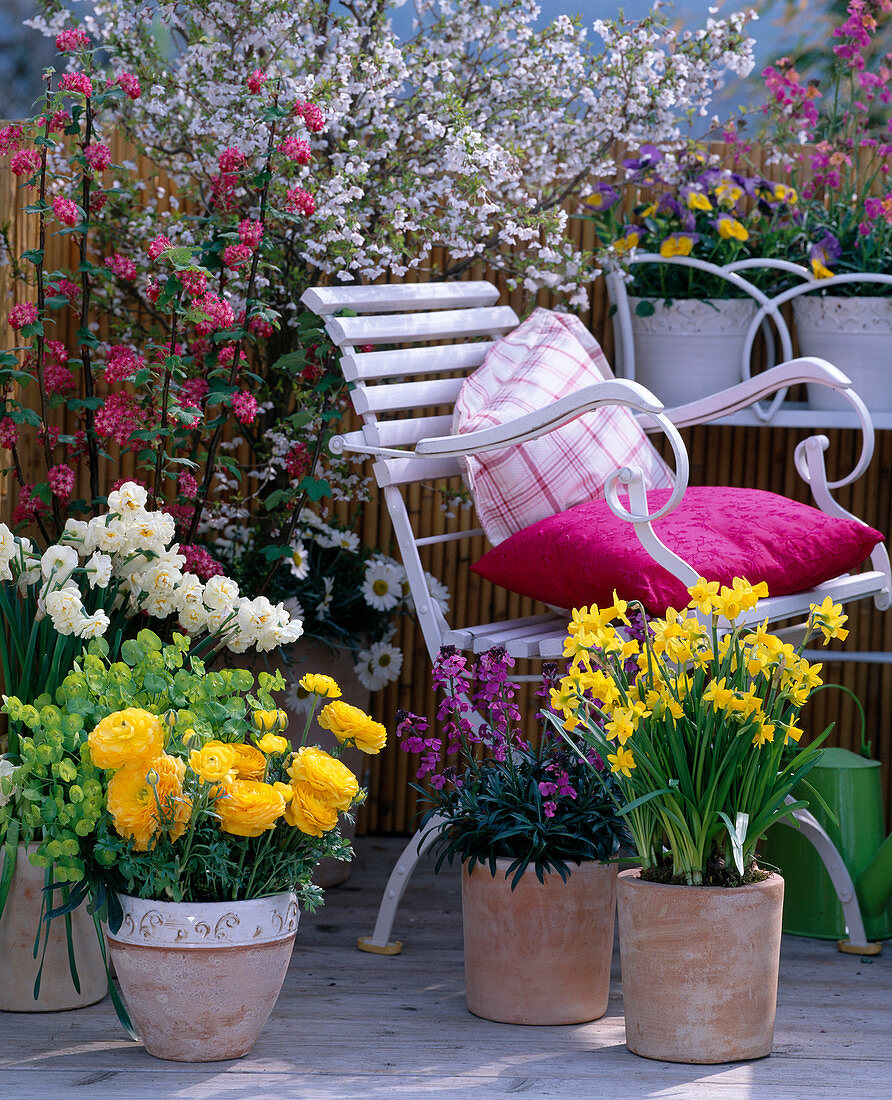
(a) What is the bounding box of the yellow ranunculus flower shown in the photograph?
[216,779,286,837]
[317,700,387,755]
[256,732,290,754]
[189,740,237,783]
[88,708,165,770]
[299,673,341,699]
[229,742,267,780]
[106,753,189,850]
[284,781,340,836]
[288,745,359,812]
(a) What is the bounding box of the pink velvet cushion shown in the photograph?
[470,486,884,615]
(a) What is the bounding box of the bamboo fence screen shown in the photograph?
[2,139,892,836]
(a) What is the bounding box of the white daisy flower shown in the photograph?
[361,559,403,611]
[334,530,360,552]
[425,573,451,616]
[288,540,310,581]
[356,640,403,691]
[316,576,335,619]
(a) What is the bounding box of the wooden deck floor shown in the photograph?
[1,836,890,1099]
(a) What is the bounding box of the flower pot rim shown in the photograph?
[465,857,615,876]
[107,890,300,948]
[617,867,782,893]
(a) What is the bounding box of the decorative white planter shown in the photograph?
[628,297,759,407]
[793,296,892,412]
[106,892,299,1061]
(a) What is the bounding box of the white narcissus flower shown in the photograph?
[203,575,240,611]
[41,544,79,584]
[107,481,148,517]
[86,552,113,589]
[45,588,86,636]
[178,602,209,634]
[74,610,111,639]
[90,518,128,556]
[0,756,19,808]
[288,540,310,581]
[14,538,41,590]
[59,519,90,553]
[125,511,176,553]
[177,573,205,610]
[361,559,403,612]
[0,524,17,579]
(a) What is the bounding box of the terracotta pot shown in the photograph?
[461,858,618,1025]
[106,892,298,1061]
[0,844,107,1012]
[226,639,369,888]
[616,868,784,1064]
[628,297,758,407]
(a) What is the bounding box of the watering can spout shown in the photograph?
[856,830,892,920]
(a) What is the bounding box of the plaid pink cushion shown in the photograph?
[454,308,674,546]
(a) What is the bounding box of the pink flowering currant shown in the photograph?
[230,391,258,424]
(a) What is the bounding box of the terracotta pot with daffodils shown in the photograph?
[3,631,386,1061]
[548,578,848,1064]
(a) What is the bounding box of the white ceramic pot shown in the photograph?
[628,297,758,407]
[0,844,107,1012]
[793,295,892,412]
[106,892,299,1061]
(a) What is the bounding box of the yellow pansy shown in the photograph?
[717,216,749,241]
[811,257,834,279]
[612,229,642,254]
[773,184,797,204]
[659,233,696,258]
[715,182,743,207]
[685,190,713,211]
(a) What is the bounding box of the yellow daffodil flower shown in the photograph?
[607,746,636,777]
[809,596,850,643]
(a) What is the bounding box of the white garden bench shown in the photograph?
[301,278,891,956]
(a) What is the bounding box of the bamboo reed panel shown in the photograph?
[2,141,891,836]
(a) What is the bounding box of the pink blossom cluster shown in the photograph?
[42,341,76,394]
[146,278,162,304]
[761,61,821,134]
[47,277,80,303]
[94,391,141,447]
[84,143,112,173]
[217,345,248,371]
[11,148,40,177]
[0,418,18,450]
[247,70,268,94]
[247,313,274,338]
[218,147,247,174]
[12,485,47,526]
[833,0,892,71]
[277,136,311,164]
[238,219,264,249]
[223,242,253,269]
[0,124,24,153]
[109,72,142,100]
[285,187,315,216]
[52,196,80,227]
[180,543,225,580]
[293,100,324,133]
[104,345,145,383]
[193,291,235,334]
[147,234,172,261]
[48,464,76,500]
[230,390,258,424]
[180,270,208,298]
[37,110,71,134]
[178,471,198,499]
[180,377,208,408]
[91,191,108,214]
[285,441,310,480]
[56,27,92,52]
[105,253,137,280]
[865,192,892,223]
[8,303,38,330]
[38,423,61,452]
[59,72,93,98]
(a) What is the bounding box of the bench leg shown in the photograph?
[782,802,881,955]
[357,814,448,955]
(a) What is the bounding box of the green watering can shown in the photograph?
[761,746,892,942]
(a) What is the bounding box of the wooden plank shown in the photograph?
[324,305,519,347]
[300,279,500,315]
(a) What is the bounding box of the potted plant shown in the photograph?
[396,645,627,1026]
[582,146,796,406]
[757,2,892,411]
[549,578,849,1063]
[2,626,383,1060]
[0,482,302,1011]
